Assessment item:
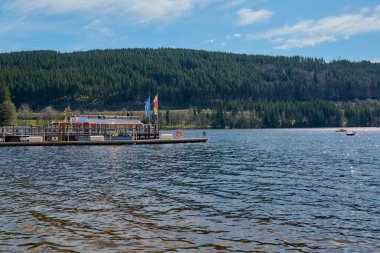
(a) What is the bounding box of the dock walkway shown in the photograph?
[0,138,207,147]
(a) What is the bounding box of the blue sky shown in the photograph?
[1,0,380,62]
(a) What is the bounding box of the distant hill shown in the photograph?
[0,48,379,110]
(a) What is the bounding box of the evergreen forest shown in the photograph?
[1,48,380,128]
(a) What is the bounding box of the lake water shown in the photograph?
[0,129,379,252]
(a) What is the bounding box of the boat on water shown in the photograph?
[45,100,160,142]
[0,96,206,145]
[346,131,356,136]
[335,128,347,132]
[47,114,158,141]
[0,115,159,142]
[1,97,161,144]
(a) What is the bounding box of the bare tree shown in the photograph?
[40,106,61,120]
[17,104,33,120]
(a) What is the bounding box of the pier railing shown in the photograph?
[0,126,43,142]
[0,125,158,142]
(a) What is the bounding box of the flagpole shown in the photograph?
[148,96,151,125]
[153,94,158,138]
[156,94,158,126]
[144,96,151,125]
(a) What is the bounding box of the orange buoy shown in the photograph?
[176,129,182,137]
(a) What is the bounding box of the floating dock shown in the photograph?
[1,122,207,147]
[0,138,207,147]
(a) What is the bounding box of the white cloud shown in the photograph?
[273,36,336,50]
[0,16,52,37]
[222,0,247,9]
[226,33,242,40]
[257,6,380,50]
[237,8,273,26]
[6,0,104,14]
[83,19,113,36]
[360,7,370,13]
[6,0,212,23]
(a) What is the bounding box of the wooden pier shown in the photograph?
[0,138,207,147]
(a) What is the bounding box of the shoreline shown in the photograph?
[0,138,208,147]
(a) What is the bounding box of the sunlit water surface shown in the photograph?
[0,129,379,252]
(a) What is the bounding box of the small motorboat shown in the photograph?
[346,131,356,136]
[335,128,347,132]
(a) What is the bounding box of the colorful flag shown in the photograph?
[144,96,150,116]
[153,95,158,115]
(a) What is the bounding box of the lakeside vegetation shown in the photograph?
[0,81,17,126]
[12,99,380,129]
[1,48,380,128]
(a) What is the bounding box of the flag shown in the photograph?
[153,95,158,115]
[144,96,150,116]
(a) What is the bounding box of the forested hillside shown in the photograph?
[1,48,379,110]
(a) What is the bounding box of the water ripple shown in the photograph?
[0,129,379,252]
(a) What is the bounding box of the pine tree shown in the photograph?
[0,82,17,126]
[212,107,225,129]
[0,81,11,103]
[0,101,17,126]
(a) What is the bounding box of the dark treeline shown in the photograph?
[154,100,380,129]
[219,100,380,128]
[1,48,380,109]
[13,100,380,128]
[1,48,380,127]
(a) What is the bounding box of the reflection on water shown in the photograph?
[1,129,380,252]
